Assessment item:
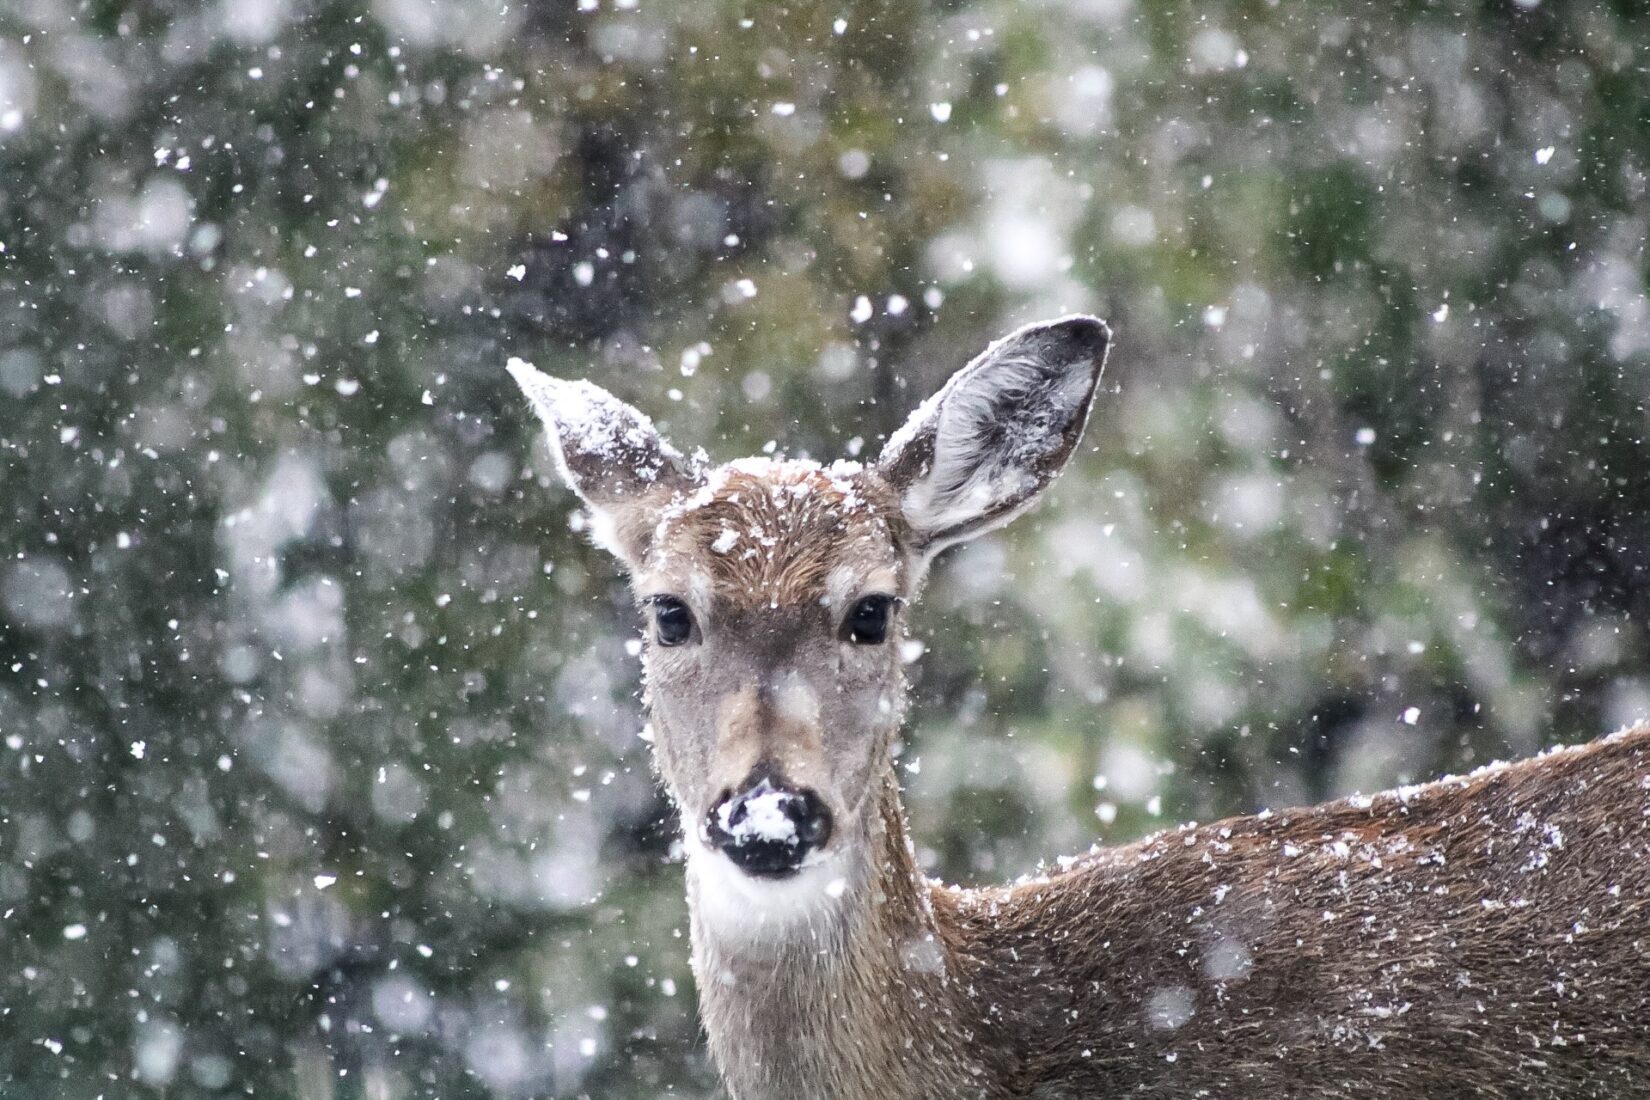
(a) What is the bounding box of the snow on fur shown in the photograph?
[506,357,693,495]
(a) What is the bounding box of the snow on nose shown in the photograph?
[717,779,800,846]
[705,776,833,878]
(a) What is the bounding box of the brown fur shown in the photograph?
[724,724,1650,1099]
[650,464,909,613]
[633,463,913,840]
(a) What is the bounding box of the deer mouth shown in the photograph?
[703,775,834,879]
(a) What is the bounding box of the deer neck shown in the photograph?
[685,770,985,1100]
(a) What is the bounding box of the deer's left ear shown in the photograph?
[508,358,703,569]
[876,315,1110,561]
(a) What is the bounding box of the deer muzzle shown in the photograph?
[703,770,833,878]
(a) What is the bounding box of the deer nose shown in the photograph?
[704,774,833,878]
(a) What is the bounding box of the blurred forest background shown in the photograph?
[3,0,1649,1095]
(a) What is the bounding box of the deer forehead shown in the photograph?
[641,460,908,612]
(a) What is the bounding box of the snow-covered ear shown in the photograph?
[876,316,1110,561]
[507,357,702,568]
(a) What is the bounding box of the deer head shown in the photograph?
[509,316,1110,936]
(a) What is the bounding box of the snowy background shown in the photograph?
[2,0,1648,1095]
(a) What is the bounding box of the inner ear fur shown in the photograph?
[876,315,1110,558]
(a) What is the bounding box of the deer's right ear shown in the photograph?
[508,358,702,568]
[876,316,1110,563]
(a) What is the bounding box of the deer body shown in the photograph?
[508,317,1650,1099]
[692,726,1650,1099]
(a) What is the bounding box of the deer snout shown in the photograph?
[704,773,833,879]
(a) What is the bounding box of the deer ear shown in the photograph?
[876,316,1110,560]
[508,357,702,567]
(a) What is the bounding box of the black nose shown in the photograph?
[704,774,833,878]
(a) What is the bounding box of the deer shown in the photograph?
[507,316,1650,1099]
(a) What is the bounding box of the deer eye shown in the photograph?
[845,594,896,645]
[649,596,695,647]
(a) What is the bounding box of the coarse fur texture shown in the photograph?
[509,316,1650,1099]
[697,725,1650,1099]
[693,725,1650,1095]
